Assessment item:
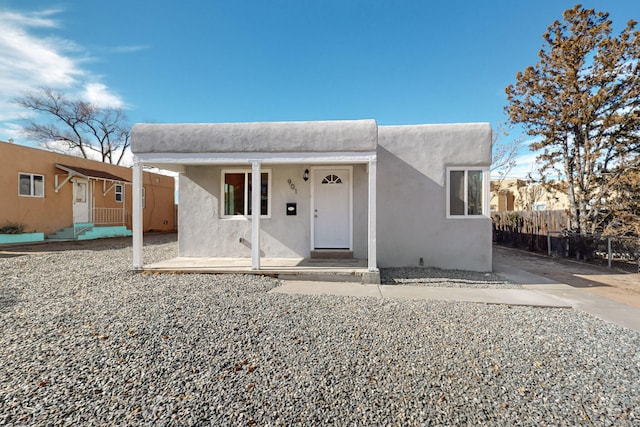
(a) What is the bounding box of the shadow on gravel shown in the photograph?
[0,232,176,256]
[0,288,18,313]
[380,267,512,286]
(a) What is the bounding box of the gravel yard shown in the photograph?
[381,267,518,288]
[1,235,638,426]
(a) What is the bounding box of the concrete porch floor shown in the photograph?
[142,256,377,282]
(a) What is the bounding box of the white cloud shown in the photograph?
[109,44,149,54]
[0,7,126,143]
[83,83,124,109]
[504,151,541,180]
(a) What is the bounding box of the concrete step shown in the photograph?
[277,272,363,283]
[48,227,79,240]
[77,225,132,240]
[48,224,131,241]
[310,250,354,259]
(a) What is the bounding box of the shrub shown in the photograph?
[0,222,25,234]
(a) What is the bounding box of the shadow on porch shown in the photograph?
[142,257,377,283]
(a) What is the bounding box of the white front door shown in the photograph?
[72,179,90,223]
[313,168,351,249]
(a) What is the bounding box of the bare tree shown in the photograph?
[505,5,640,235]
[14,88,131,165]
[491,122,522,188]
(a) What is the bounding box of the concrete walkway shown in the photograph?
[270,281,573,308]
[270,250,640,333]
[493,248,640,333]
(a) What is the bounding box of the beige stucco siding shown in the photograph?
[0,141,175,235]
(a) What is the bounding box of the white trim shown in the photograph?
[445,166,490,219]
[483,169,490,216]
[220,168,272,219]
[18,172,45,198]
[251,161,261,270]
[132,162,143,270]
[54,173,73,193]
[114,184,124,203]
[71,178,91,223]
[103,181,116,196]
[367,159,377,271]
[134,151,377,165]
[310,166,353,251]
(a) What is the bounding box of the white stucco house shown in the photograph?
[130,120,492,282]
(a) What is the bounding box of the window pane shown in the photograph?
[33,175,44,197]
[449,171,465,215]
[75,182,87,203]
[467,171,483,215]
[115,184,123,202]
[225,173,245,215]
[19,174,31,196]
[248,172,269,216]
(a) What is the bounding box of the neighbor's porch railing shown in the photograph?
[73,223,93,239]
[92,207,126,226]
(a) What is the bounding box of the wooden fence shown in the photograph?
[492,210,567,253]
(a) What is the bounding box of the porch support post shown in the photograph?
[132,160,144,270]
[251,161,261,270]
[367,159,377,271]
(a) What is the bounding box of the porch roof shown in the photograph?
[131,119,378,154]
[55,164,129,183]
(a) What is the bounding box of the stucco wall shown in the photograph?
[376,123,493,271]
[178,164,369,258]
[0,141,175,235]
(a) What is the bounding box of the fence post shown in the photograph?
[607,236,612,269]
[547,231,552,256]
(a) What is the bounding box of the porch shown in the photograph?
[131,120,380,279]
[48,207,132,240]
[142,256,379,283]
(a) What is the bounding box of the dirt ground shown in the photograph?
[494,245,640,309]
[0,233,176,257]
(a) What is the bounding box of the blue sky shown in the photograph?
[0,1,637,177]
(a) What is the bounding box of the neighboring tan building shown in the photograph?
[130,120,493,278]
[0,140,175,240]
[490,178,569,212]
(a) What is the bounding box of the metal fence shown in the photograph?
[493,210,640,272]
[545,231,640,272]
[93,207,125,225]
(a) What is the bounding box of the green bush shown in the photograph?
[0,222,25,234]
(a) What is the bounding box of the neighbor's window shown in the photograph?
[115,184,123,202]
[447,168,486,217]
[18,173,44,197]
[533,202,547,211]
[222,169,271,217]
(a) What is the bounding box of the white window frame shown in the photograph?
[221,168,272,219]
[446,167,489,218]
[142,187,146,209]
[115,184,124,203]
[533,201,547,211]
[18,172,45,198]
